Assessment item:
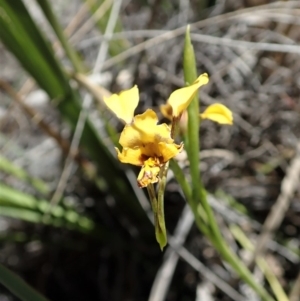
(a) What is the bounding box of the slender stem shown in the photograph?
[183,26,200,211]
[157,162,168,232]
[169,160,210,237]
[156,163,169,250]
[147,184,167,250]
[151,99,184,249]
[146,184,158,232]
[147,184,158,215]
[183,26,274,301]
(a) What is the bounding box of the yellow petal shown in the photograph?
[103,85,139,124]
[200,103,233,125]
[167,73,209,117]
[117,109,181,167]
[160,103,173,120]
[119,109,173,149]
[115,147,144,166]
[158,142,183,162]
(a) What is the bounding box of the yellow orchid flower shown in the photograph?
[103,86,183,187]
[115,109,183,188]
[161,73,233,125]
[103,74,232,188]
[103,85,139,124]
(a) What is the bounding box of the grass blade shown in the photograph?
[0,155,50,195]
[0,1,150,229]
[0,183,94,232]
[0,263,49,301]
[36,0,85,73]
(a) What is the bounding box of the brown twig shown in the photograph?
[0,80,91,170]
[249,142,300,267]
[18,1,89,96]
[289,269,300,301]
[70,72,111,102]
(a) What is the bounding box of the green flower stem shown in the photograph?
[36,0,85,73]
[156,163,169,250]
[183,27,200,211]
[169,159,211,238]
[147,184,157,215]
[147,184,166,250]
[183,26,274,301]
[0,263,49,301]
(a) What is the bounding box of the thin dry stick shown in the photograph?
[208,195,299,263]
[0,81,98,183]
[0,80,77,162]
[80,24,300,55]
[249,142,300,266]
[18,0,112,96]
[123,156,245,301]
[130,0,162,81]
[169,234,245,301]
[191,33,300,54]
[69,0,113,45]
[70,72,111,101]
[18,0,300,97]
[144,202,245,301]
[289,269,300,301]
[149,205,245,301]
[148,205,194,301]
[52,3,89,52]
[99,1,300,71]
[18,2,89,96]
[61,4,88,36]
[48,0,123,211]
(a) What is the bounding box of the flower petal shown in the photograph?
[200,103,233,125]
[160,103,173,120]
[119,109,173,149]
[115,147,144,166]
[117,109,181,169]
[167,73,209,117]
[103,85,139,124]
[158,142,183,162]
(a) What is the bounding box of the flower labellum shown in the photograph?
[115,109,183,187]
